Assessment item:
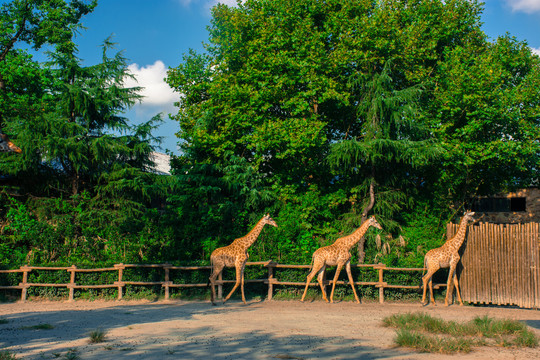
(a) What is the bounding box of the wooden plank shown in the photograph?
[522,223,529,308]
[503,224,509,305]
[168,283,208,288]
[518,224,525,307]
[72,268,117,272]
[73,284,118,289]
[527,223,534,308]
[491,223,497,305]
[167,266,212,270]
[518,223,525,307]
[525,223,530,307]
[460,223,470,302]
[495,223,502,305]
[512,224,519,306]
[535,223,540,308]
[470,223,477,303]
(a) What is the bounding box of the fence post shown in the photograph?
[163,264,171,300]
[68,265,77,302]
[19,265,30,303]
[266,260,275,300]
[377,263,385,304]
[115,263,124,300]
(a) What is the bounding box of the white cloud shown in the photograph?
[532,47,540,56]
[125,61,177,107]
[506,0,540,13]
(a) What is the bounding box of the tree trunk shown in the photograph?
[357,177,375,263]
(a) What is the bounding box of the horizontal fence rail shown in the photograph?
[0,262,442,303]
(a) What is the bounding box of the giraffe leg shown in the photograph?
[209,263,224,306]
[421,267,438,306]
[224,264,242,303]
[301,258,323,302]
[300,270,317,302]
[345,261,360,303]
[317,266,329,302]
[429,275,436,305]
[240,263,247,304]
[445,265,457,306]
[329,263,344,303]
[452,271,463,306]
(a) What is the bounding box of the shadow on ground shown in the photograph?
[0,301,407,360]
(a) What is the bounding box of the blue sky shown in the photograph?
[21,1,540,154]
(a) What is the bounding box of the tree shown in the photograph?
[428,35,540,201]
[0,0,97,127]
[327,61,440,261]
[32,39,161,197]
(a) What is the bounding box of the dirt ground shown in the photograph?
[1,299,540,360]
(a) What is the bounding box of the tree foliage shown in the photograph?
[166,0,539,267]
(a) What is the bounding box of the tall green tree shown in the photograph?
[429,35,540,201]
[327,61,440,261]
[0,0,97,128]
[31,39,160,196]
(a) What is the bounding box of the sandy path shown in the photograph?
[1,299,540,359]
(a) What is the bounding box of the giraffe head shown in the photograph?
[262,213,278,228]
[0,133,22,153]
[368,216,383,230]
[463,211,475,222]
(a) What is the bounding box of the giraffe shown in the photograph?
[209,213,278,305]
[421,211,475,306]
[0,133,21,153]
[300,216,382,303]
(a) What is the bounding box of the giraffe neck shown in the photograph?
[448,216,470,251]
[336,220,372,250]
[233,218,266,250]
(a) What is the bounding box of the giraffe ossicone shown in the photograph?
[421,211,475,306]
[300,216,383,303]
[208,213,278,305]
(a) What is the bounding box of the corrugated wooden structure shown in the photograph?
[447,222,540,308]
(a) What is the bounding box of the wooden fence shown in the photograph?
[4,222,537,307]
[448,222,540,308]
[0,262,435,303]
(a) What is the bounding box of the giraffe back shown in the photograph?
[211,244,244,267]
[313,243,351,266]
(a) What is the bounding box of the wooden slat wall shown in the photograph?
[448,222,540,308]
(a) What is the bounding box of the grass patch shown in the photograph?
[0,351,17,360]
[63,349,80,360]
[384,312,538,353]
[395,329,475,353]
[89,329,107,343]
[0,318,8,325]
[20,323,54,330]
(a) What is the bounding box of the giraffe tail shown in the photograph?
[419,257,427,292]
[308,253,315,272]
[207,255,215,288]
